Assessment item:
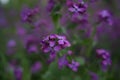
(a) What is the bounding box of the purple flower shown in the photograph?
[24,35,39,54]
[101,59,111,72]
[98,10,113,25]
[67,0,87,14]
[46,0,55,12]
[47,51,57,63]
[89,71,99,80]
[14,67,23,80]
[41,34,71,53]
[96,49,112,72]
[28,45,38,53]
[21,6,39,23]
[68,60,80,72]
[7,61,22,80]
[96,49,110,59]
[7,40,16,48]
[41,34,71,64]
[67,50,73,55]
[101,59,111,66]
[16,26,26,37]
[58,55,68,69]
[31,62,42,74]
[6,40,16,55]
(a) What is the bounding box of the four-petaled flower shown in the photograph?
[67,0,87,14]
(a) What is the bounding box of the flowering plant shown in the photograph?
[0,0,119,80]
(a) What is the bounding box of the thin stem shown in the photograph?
[86,22,100,57]
[20,51,31,80]
[52,13,69,38]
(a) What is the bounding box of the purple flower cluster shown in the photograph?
[68,60,80,72]
[21,6,39,23]
[41,34,80,71]
[98,10,113,25]
[58,55,80,72]
[96,49,112,72]
[41,34,71,63]
[41,34,71,53]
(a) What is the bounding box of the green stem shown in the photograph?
[86,22,100,57]
[20,51,31,80]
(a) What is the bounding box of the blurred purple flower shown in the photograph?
[67,50,73,55]
[58,55,68,69]
[98,10,113,25]
[89,71,99,80]
[14,67,23,80]
[7,61,22,80]
[96,49,110,59]
[28,45,38,53]
[24,35,39,54]
[101,59,111,72]
[67,0,87,14]
[46,0,55,12]
[96,49,112,72]
[7,40,16,48]
[21,6,39,23]
[68,60,80,72]
[16,26,26,37]
[31,61,42,74]
[6,40,16,55]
